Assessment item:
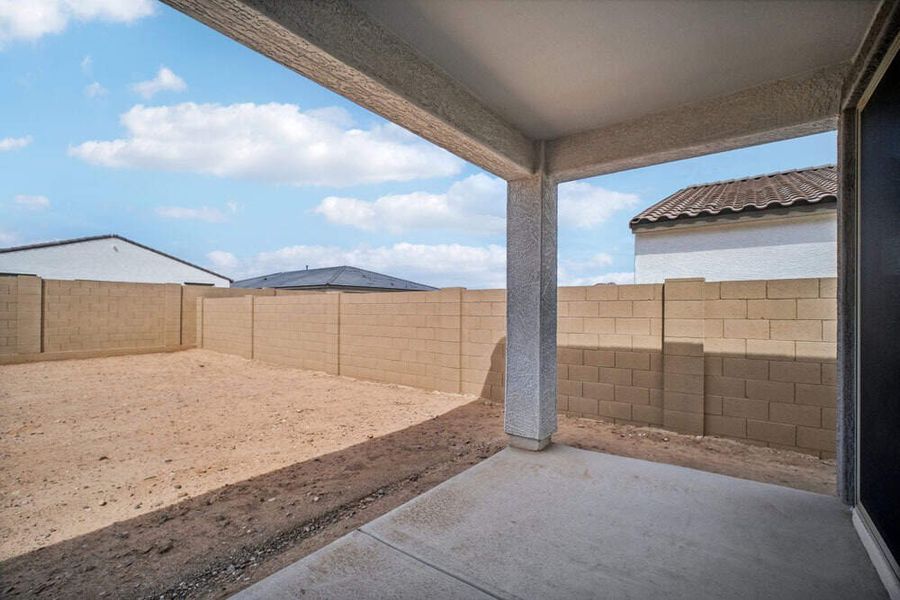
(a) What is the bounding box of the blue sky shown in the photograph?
[0,1,837,288]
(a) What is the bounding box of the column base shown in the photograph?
[507,434,552,451]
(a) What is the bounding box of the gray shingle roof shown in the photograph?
[232,266,437,291]
[630,165,837,228]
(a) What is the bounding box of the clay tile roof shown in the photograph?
[629,165,837,228]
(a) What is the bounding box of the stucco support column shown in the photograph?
[505,164,557,450]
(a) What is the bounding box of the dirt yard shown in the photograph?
[1,350,835,599]
[0,350,477,560]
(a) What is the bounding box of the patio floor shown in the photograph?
[231,444,886,599]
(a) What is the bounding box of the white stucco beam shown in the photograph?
[161,0,536,180]
[546,63,848,183]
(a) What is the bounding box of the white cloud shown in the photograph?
[84,81,107,98]
[80,54,92,74]
[0,135,32,151]
[156,205,227,223]
[558,181,640,229]
[558,270,635,287]
[315,173,504,234]
[69,102,463,187]
[14,194,50,209]
[131,66,186,99]
[0,229,19,246]
[225,201,239,214]
[585,253,614,267]
[213,242,507,288]
[0,0,155,46]
[207,250,238,270]
[315,174,639,234]
[559,253,615,274]
[557,253,632,286]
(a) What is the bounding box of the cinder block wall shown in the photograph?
[254,293,339,374]
[42,280,181,353]
[460,289,506,401]
[340,288,462,393]
[201,296,253,359]
[0,275,17,353]
[699,278,837,457]
[197,277,837,457]
[181,285,274,347]
[0,277,287,363]
[0,275,41,355]
[557,284,664,427]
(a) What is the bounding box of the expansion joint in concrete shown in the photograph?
[357,529,506,600]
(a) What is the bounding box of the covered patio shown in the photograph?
[162,0,900,597]
[233,445,884,599]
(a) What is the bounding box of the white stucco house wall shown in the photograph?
[0,234,231,287]
[630,166,837,283]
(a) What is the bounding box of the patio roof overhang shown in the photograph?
[161,0,887,453]
[162,0,875,181]
[159,1,900,595]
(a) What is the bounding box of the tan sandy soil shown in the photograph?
[0,349,472,560]
[0,350,835,599]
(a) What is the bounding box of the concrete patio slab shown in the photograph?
[233,445,887,600]
[231,530,492,599]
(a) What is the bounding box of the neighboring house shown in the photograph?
[630,165,837,283]
[0,234,231,287]
[232,265,437,292]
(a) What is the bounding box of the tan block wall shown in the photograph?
[5,274,837,457]
[181,285,274,347]
[0,275,42,355]
[0,278,285,363]
[340,288,462,393]
[461,289,506,401]
[557,284,664,427]
[0,275,16,354]
[254,294,339,374]
[700,278,837,457]
[41,280,181,353]
[196,277,837,457]
[663,279,707,434]
[201,296,253,359]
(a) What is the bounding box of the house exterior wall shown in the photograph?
[634,212,836,283]
[0,238,229,287]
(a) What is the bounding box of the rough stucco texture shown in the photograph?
[504,174,558,442]
[635,213,837,283]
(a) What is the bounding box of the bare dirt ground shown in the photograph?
[0,350,474,560]
[0,350,835,599]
